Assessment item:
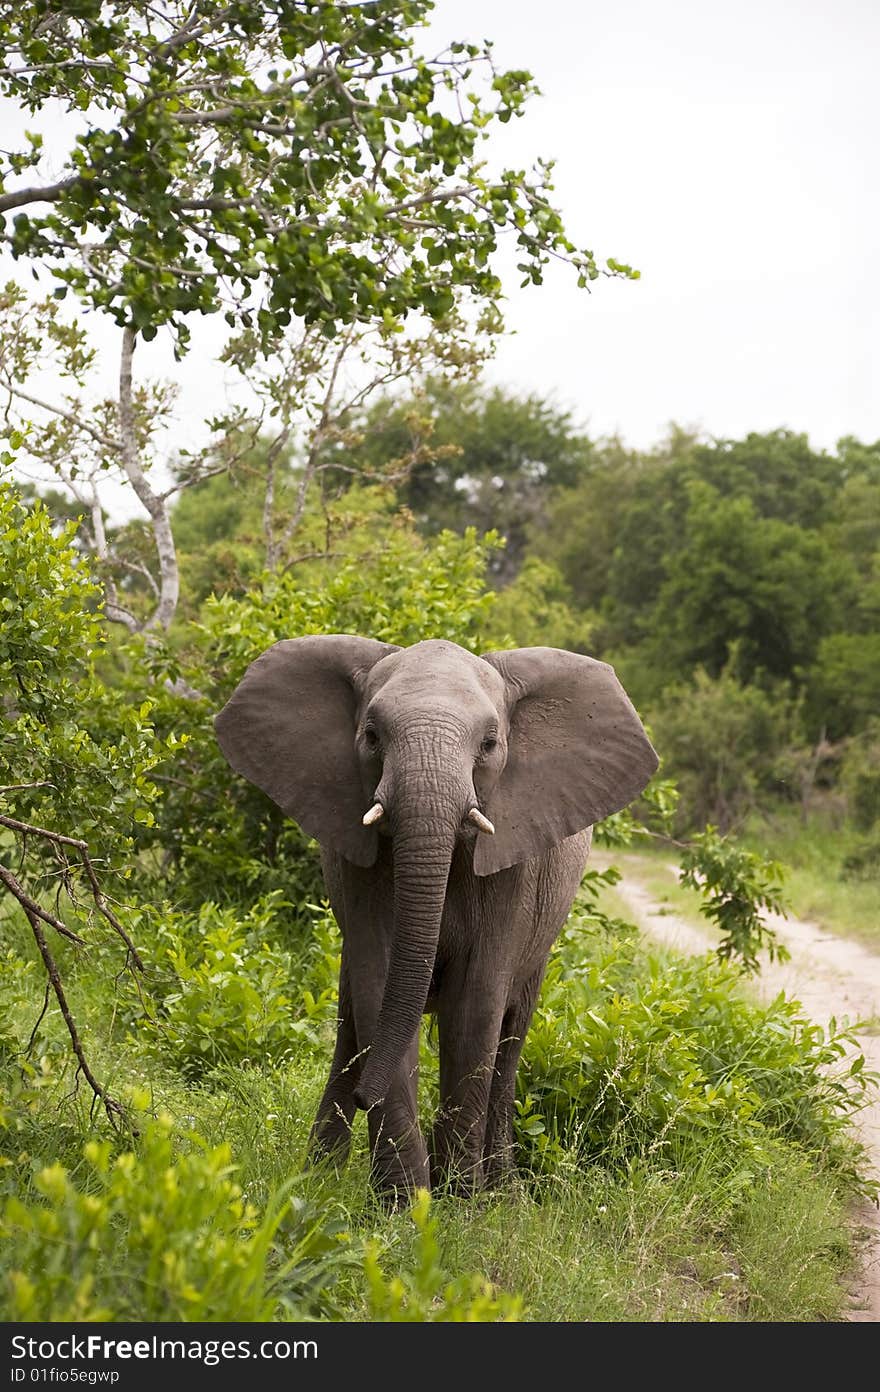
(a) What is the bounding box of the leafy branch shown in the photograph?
[678,827,790,975]
[0,812,144,1128]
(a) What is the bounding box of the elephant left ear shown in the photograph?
[475,647,659,875]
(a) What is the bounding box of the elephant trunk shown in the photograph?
[353,761,464,1111]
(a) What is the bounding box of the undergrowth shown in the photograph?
[0,868,873,1323]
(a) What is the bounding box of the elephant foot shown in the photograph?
[308,1097,356,1168]
[369,1118,430,1204]
[370,1157,430,1208]
[482,1135,517,1190]
[482,1157,518,1190]
[429,1132,485,1196]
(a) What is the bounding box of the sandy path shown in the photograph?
[591,851,880,1323]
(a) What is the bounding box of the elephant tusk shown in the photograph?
[467,807,495,835]
[362,802,384,826]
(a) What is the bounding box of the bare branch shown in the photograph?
[115,555,161,600]
[1,384,121,453]
[277,327,355,555]
[0,862,86,946]
[0,176,81,215]
[117,326,179,630]
[159,457,239,501]
[24,906,128,1128]
[0,812,144,971]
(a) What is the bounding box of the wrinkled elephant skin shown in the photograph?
[215,637,658,1199]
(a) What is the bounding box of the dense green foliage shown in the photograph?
[2,0,873,1330]
[1,466,874,1321]
[0,484,165,877]
[0,1,634,352]
[531,427,878,744]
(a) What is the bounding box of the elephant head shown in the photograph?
[214,636,658,1111]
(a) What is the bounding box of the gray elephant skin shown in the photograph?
[214,636,658,1199]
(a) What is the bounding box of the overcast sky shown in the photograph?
[4,0,878,515]
[423,0,880,452]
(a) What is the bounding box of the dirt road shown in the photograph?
[593,851,880,1323]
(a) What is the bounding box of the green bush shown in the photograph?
[679,827,789,973]
[839,718,880,830]
[840,831,880,882]
[137,894,333,1078]
[517,895,872,1183]
[807,631,880,739]
[490,556,594,651]
[0,478,169,882]
[0,1112,350,1321]
[646,662,801,832]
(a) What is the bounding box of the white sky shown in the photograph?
[3,0,878,519]
[425,0,880,451]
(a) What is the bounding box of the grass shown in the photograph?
[1,877,871,1324]
[739,809,880,951]
[0,1051,858,1323]
[594,807,880,953]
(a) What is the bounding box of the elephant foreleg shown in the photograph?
[365,1029,428,1203]
[309,957,360,1165]
[483,965,545,1187]
[319,851,429,1201]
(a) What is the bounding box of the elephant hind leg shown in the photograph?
[483,966,546,1188]
[430,985,508,1195]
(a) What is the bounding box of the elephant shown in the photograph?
[214,635,658,1200]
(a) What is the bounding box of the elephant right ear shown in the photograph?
[214,634,399,866]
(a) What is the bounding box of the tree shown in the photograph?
[335,376,594,581]
[645,481,857,689]
[646,663,799,833]
[687,430,844,531]
[1,2,635,627]
[0,2,631,347]
[807,631,880,740]
[534,427,699,624]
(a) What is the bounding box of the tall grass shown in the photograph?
[740,807,880,950]
[1,874,872,1323]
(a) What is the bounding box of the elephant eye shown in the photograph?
[363,727,380,753]
[480,735,498,755]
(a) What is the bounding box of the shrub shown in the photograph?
[364,1190,522,1321]
[0,1112,349,1321]
[646,662,800,832]
[490,557,594,651]
[679,827,789,973]
[516,894,872,1184]
[807,631,880,739]
[840,831,880,882]
[0,477,168,886]
[839,718,880,830]
[137,894,334,1077]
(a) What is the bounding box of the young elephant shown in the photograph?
[214,636,657,1199]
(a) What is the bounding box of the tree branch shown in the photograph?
[117,326,179,631]
[0,175,80,215]
[1,383,121,453]
[0,862,86,946]
[0,812,144,971]
[24,906,128,1128]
